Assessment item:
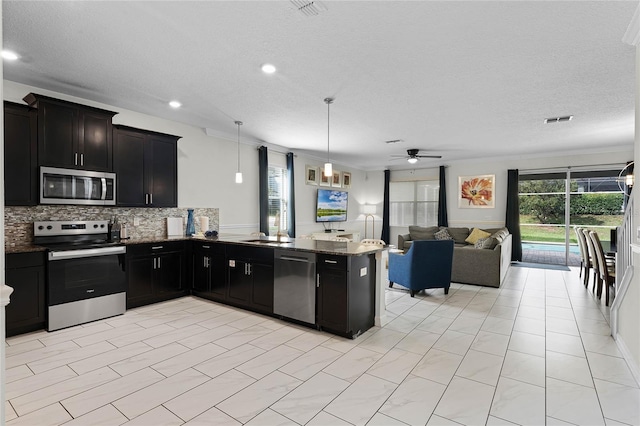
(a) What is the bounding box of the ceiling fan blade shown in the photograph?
[389,155,408,158]
[416,155,442,159]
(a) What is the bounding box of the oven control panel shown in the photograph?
[34,220,110,237]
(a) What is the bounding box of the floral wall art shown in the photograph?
[459,174,495,208]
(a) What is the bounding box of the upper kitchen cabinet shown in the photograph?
[4,102,38,205]
[113,125,180,207]
[23,93,117,172]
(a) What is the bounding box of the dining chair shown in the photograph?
[588,231,616,306]
[575,227,591,287]
[583,229,601,294]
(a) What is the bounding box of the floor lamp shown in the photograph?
[363,205,376,239]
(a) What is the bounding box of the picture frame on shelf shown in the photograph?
[319,169,331,187]
[342,172,351,188]
[332,170,342,188]
[305,165,318,185]
[458,174,495,208]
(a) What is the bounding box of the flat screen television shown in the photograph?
[316,189,348,222]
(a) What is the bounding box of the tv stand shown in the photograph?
[312,230,361,242]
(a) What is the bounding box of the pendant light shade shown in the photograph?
[324,97,334,177]
[235,120,243,184]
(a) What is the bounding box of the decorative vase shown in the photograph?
[186,209,195,236]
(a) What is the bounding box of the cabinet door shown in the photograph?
[252,263,274,313]
[210,252,227,298]
[228,259,252,306]
[4,103,37,206]
[38,100,78,168]
[146,135,177,207]
[5,265,46,337]
[192,251,210,293]
[155,252,184,294]
[114,129,146,206]
[79,110,112,171]
[317,266,349,332]
[126,256,154,308]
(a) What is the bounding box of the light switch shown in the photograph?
[134,216,141,226]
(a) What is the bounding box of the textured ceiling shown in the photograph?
[2,1,637,170]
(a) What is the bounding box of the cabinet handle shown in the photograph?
[80,153,84,166]
[151,246,164,250]
[150,194,153,204]
[157,257,161,269]
[202,245,210,249]
[206,257,210,268]
[317,274,320,288]
[204,257,207,268]
[248,264,252,275]
[153,258,157,269]
[145,194,149,205]
[74,152,78,166]
[324,259,338,264]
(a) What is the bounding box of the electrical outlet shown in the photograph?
[134,216,141,226]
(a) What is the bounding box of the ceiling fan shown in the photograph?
[391,149,442,164]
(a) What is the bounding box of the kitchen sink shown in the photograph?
[243,239,293,246]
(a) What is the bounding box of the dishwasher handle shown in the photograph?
[279,255,312,263]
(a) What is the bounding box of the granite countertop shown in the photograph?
[5,244,48,254]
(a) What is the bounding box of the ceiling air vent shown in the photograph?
[544,115,573,124]
[290,0,327,16]
[385,139,404,144]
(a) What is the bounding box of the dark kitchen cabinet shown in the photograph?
[227,245,274,314]
[23,93,117,172]
[126,241,187,308]
[4,102,38,206]
[5,252,46,337]
[113,125,180,207]
[316,253,375,339]
[192,241,226,302]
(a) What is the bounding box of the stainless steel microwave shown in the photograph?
[40,167,116,205]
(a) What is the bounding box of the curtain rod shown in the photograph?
[520,162,628,174]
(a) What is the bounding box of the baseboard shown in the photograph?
[615,333,640,387]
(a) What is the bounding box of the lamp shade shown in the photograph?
[363,204,376,215]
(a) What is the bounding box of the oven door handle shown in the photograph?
[48,246,127,261]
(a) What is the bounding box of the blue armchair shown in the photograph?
[388,240,455,297]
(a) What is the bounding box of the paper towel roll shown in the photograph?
[199,216,209,232]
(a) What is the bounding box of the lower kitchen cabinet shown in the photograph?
[317,253,375,339]
[5,252,46,337]
[192,241,226,302]
[226,245,274,314]
[126,241,187,308]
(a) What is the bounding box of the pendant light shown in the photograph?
[235,120,243,184]
[323,97,334,177]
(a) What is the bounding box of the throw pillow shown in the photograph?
[408,225,440,241]
[434,228,453,241]
[465,228,491,245]
[475,237,498,249]
[444,227,470,244]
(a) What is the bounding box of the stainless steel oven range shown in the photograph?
[34,220,126,331]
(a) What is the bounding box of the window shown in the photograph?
[390,180,439,227]
[268,165,288,235]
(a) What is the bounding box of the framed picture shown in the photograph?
[342,171,351,188]
[319,169,331,187]
[458,174,495,208]
[305,165,318,185]
[332,170,342,188]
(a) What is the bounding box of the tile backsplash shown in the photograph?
[5,206,219,247]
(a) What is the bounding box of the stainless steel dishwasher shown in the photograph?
[274,250,316,325]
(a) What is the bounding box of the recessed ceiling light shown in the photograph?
[169,100,181,109]
[2,50,19,61]
[261,64,276,74]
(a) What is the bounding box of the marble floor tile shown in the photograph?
[7,365,77,400]
[5,365,34,384]
[5,401,17,422]
[434,376,495,425]
[481,316,515,336]
[507,330,545,357]
[182,407,241,426]
[519,296,546,309]
[72,323,145,347]
[63,404,128,426]
[494,295,521,308]
[515,305,545,321]
[456,349,504,386]
[471,331,510,356]
[546,331,585,357]
[486,415,519,425]
[426,414,462,425]
[236,344,303,380]
[61,367,165,418]
[306,411,353,426]
[278,345,342,381]
[109,342,190,376]
[244,408,298,426]
[546,350,593,387]
[587,351,638,387]
[176,324,239,349]
[163,369,255,422]
[5,403,72,426]
[403,301,439,319]
[366,348,423,384]
[6,340,79,370]
[490,377,545,425]
[271,372,350,424]
[357,328,407,354]
[448,316,484,335]
[322,346,383,382]
[36,322,114,348]
[501,350,545,387]
[383,315,424,333]
[283,329,331,352]
[546,305,575,321]
[432,329,475,355]
[379,375,446,425]
[249,325,304,351]
[580,332,623,357]
[324,373,397,426]
[417,315,455,334]
[215,371,301,424]
[512,316,545,336]
[213,325,273,350]
[546,296,572,308]
[142,324,209,348]
[594,379,640,425]
[151,342,227,377]
[122,405,184,425]
[107,324,175,348]
[5,339,44,357]
[69,341,153,375]
[432,304,463,319]
[367,412,408,425]
[546,317,580,336]
[576,318,612,336]
[546,377,605,425]
[10,366,120,416]
[488,305,518,320]
[411,348,463,385]
[112,368,210,420]
[28,340,117,375]
[394,329,440,355]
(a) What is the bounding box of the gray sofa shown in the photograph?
[398,226,512,288]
